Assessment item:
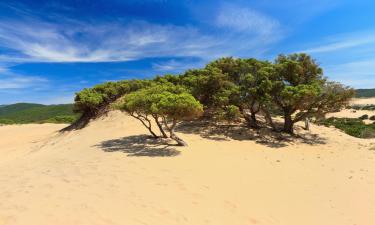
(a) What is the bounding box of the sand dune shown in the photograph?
[328,98,375,123]
[351,97,375,105]
[1,111,375,225]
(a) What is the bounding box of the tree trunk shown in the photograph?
[244,110,259,128]
[153,115,168,138]
[130,114,159,138]
[283,113,294,134]
[146,126,159,138]
[304,118,310,130]
[60,111,93,132]
[163,118,188,146]
[262,107,276,130]
[170,130,188,146]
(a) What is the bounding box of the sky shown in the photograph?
[0,0,375,104]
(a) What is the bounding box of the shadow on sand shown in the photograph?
[96,135,180,157]
[175,120,327,148]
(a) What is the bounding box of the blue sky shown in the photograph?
[0,0,375,104]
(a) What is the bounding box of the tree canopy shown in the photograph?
[71,53,354,138]
[116,83,203,146]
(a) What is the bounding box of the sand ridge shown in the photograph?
[0,111,375,225]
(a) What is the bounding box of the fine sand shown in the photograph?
[328,98,375,123]
[1,111,375,225]
[350,97,375,105]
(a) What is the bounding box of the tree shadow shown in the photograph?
[95,135,180,157]
[176,120,327,149]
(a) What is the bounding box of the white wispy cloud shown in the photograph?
[325,58,375,88]
[0,3,283,63]
[0,75,47,89]
[216,3,280,36]
[303,31,375,54]
[152,59,204,72]
[0,64,48,89]
[0,19,213,62]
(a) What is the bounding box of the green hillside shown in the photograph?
[0,103,79,124]
[355,89,375,98]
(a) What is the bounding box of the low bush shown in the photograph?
[0,118,15,125]
[318,117,375,138]
[359,114,369,120]
[43,115,78,124]
[349,104,375,111]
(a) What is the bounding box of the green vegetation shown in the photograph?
[71,53,356,144]
[318,117,375,138]
[64,80,150,131]
[355,89,375,98]
[350,104,375,111]
[0,103,79,124]
[116,84,203,146]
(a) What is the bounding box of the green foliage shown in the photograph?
[355,89,375,98]
[74,80,149,114]
[181,66,239,111]
[0,118,15,125]
[350,104,375,110]
[117,83,203,145]
[43,115,78,124]
[214,105,241,122]
[318,117,375,138]
[270,54,354,133]
[359,114,369,120]
[118,83,202,120]
[0,103,78,124]
[152,92,203,120]
[73,53,355,135]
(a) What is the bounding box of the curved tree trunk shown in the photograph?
[304,118,310,130]
[262,106,276,131]
[130,113,159,138]
[170,130,188,146]
[243,109,259,129]
[163,117,188,146]
[60,111,93,132]
[60,104,112,132]
[152,115,168,138]
[283,113,294,134]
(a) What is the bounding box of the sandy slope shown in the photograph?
[328,98,375,123]
[351,97,375,105]
[1,111,375,225]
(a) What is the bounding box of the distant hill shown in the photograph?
[355,89,375,98]
[0,103,79,124]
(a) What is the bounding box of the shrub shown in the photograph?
[0,118,15,125]
[43,115,78,124]
[359,114,369,120]
[318,117,375,139]
[117,83,203,146]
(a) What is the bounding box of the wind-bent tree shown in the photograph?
[271,53,354,133]
[180,66,239,119]
[62,80,148,131]
[206,57,276,128]
[117,84,203,146]
[66,53,354,137]
[151,91,203,146]
[237,59,276,128]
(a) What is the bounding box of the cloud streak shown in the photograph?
[303,31,375,54]
[0,64,48,89]
[216,3,280,36]
[0,4,283,63]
